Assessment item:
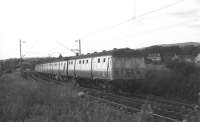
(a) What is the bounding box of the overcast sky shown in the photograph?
[1,0,200,59]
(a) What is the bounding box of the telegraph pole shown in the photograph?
[78,39,81,55]
[19,40,22,66]
[75,39,81,55]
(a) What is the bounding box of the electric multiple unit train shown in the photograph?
[35,48,146,85]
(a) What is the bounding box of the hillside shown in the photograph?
[158,42,200,47]
[137,42,200,65]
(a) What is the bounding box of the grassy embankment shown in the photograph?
[0,71,144,122]
[1,72,200,121]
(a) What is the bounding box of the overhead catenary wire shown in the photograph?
[18,0,186,58]
[22,40,76,57]
[23,40,38,57]
[80,0,185,39]
[48,51,70,57]
[112,15,200,41]
[55,40,78,54]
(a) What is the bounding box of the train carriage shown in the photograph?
[58,61,67,76]
[91,55,112,79]
[74,57,92,78]
[35,48,146,83]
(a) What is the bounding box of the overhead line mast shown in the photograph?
[55,40,81,56]
[75,39,81,55]
[19,40,22,66]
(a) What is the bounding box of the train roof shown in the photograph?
[67,48,144,59]
[36,48,144,65]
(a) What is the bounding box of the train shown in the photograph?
[34,48,146,89]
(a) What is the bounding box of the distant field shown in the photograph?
[0,71,141,122]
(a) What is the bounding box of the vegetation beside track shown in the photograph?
[0,71,140,122]
[110,60,200,104]
[32,72,200,122]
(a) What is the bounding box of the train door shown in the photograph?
[107,57,112,80]
[91,57,93,79]
[74,59,76,77]
[106,58,110,77]
[65,61,68,77]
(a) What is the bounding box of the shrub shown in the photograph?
[0,72,138,122]
[166,60,198,76]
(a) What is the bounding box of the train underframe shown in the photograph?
[35,72,144,94]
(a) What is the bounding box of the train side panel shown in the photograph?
[112,56,146,80]
[51,62,59,75]
[92,55,112,80]
[50,63,53,74]
[68,59,76,77]
[59,61,68,76]
[47,63,50,74]
[75,57,92,78]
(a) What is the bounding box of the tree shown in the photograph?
[58,54,63,59]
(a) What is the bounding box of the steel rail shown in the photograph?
[87,93,181,122]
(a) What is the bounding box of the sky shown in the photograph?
[0,0,200,59]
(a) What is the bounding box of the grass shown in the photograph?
[0,72,139,122]
[1,71,199,122]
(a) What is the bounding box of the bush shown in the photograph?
[110,61,200,103]
[0,72,138,122]
[166,60,198,76]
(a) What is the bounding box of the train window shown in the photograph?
[98,58,100,63]
[71,61,73,64]
[83,60,84,64]
[79,60,81,64]
[86,60,88,63]
[103,58,106,62]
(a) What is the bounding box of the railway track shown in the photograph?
[28,72,65,86]
[80,87,187,122]
[28,72,197,122]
